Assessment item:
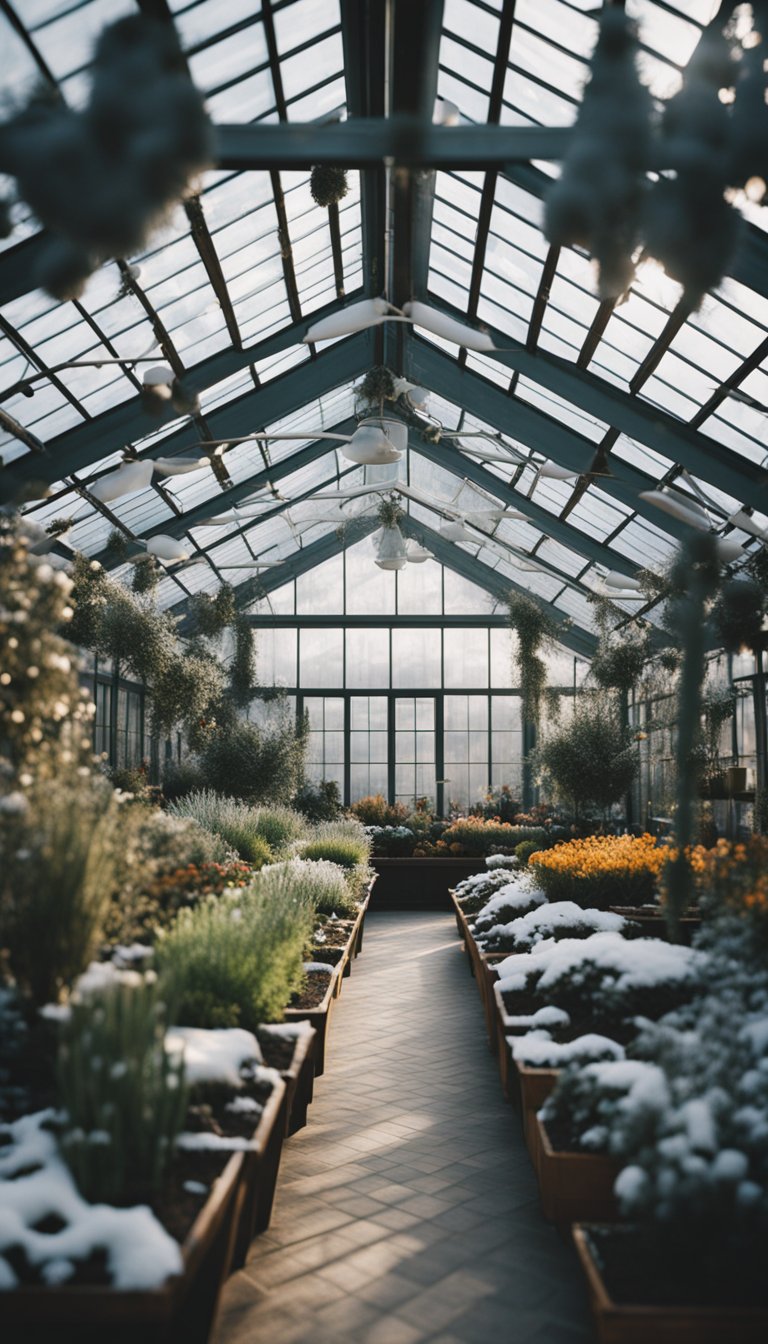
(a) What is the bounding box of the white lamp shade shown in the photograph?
[153,455,210,476]
[539,460,579,480]
[715,536,745,562]
[343,417,406,466]
[604,571,643,591]
[728,508,768,540]
[403,301,496,352]
[304,298,390,343]
[405,540,433,563]
[440,519,470,542]
[406,386,430,407]
[90,460,154,502]
[374,523,408,570]
[146,534,190,562]
[639,489,710,530]
[433,97,460,126]
[142,364,175,387]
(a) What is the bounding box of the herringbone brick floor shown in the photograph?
[215,911,593,1344]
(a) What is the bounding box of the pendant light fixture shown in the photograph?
[90,459,154,502]
[374,523,409,570]
[342,418,407,466]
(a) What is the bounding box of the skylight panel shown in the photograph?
[175,0,257,50]
[437,70,490,123]
[515,377,608,441]
[32,0,136,83]
[188,24,269,94]
[273,0,342,55]
[281,32,343,103]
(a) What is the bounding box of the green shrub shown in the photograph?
[0,778,120,1006]
[254,805,307,853]
[261,857,358,917]
[350,794,409,827]
[57,975,187,1204]
[157,874,314,1030]
[292,779,343,822]
[199,712,307,805]
[300,838,365,870]
[161,758,205,802]
[536,698,638,815]
[167,790,272,865]
[515,840,540,865]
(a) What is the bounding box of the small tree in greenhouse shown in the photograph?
[536,696,639,820]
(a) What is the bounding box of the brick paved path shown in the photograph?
[215,911,593,1344]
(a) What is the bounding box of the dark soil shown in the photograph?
[313,917,355,951]
[290,972,332,1010]
[257,1030,297,1072]
[588,1226,768,1309]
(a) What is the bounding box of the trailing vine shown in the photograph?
[230,612,257,707]
[376,493,405,529]
[506,592,557,730]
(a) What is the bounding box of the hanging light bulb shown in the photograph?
[715,536,745,562]
[374,523,408,570]
[90,459,154,502]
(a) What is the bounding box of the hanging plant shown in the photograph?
[131,554,159,596]
[150,649,225,738]
[712,577,767,655]
[230,612,257,707]
[377,493,404,529]
[358,365,397,413]
[45,517,75,539]
[310,165,349,208]
[589,596,651,697]
[506,592,557,730]
[545,8,652,297]
[189,583,237,638]
[103,529,129,565]
[664,533,723,933]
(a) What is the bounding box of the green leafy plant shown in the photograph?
[252,805,307,853]
[157,875,314,1030]
[376,493,405,529]
[167,790,272,865]
[300,837,368,870]
[536,697,638,816]
[199,710,308,804]
[310,164,349,208]
[292,778,343,822]
[506,592,557,729]
[358,364,396,410]
[131,554,159,595]
[260,856,358,917]
[188,584,237,638]
[230,611,256,706]
[57,975,188,1204]
[351,794,410,827]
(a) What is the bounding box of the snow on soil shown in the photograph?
[0,1112,182,1291]
[165,1026,263,1087]
[511,1033,625,1068]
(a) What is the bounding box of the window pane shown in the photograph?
[299,627,343,687]
[346,628,390,688]
[443,628,488,688]
[391,629,441,687]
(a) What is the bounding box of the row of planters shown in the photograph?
[0,797,375,1342]
[451,833,768,1342]
[0,526,376,1342]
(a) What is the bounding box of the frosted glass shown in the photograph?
[346,628,390,689]
[391,631,441,688]
[443,629,489,688]
[299,629,343,688]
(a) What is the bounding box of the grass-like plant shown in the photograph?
[300,837,366,871]
[253,805,307,854]
[0,778,120,1006]
[156,874,314,1031]
[261,857,358,917]
[57,975,188,1204]
[298,819,371,870]
[167,790,272,866]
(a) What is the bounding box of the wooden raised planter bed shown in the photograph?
[573,1224,768,1344]
[517,1061,559,1163]
[492,980,542,1102]
[535,1117,621,1225]
[371,857,487,909]
[232,1075,288,1267]
[284,965,340,1077]
[3,1151,245,1344]
[258,1023,317,1138]
[608,906,701,945]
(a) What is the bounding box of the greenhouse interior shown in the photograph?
[2,1,768,1341]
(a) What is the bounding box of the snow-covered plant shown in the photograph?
[540,1057,669,1155]
[497,932,704,1038]
[454,868,520,913]
[476,900,638,953]
[511,1032,624,1071]
[545,8,652,297]
[57,973,187,1204]
[486,853,516,870]
[470,877,548,934]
